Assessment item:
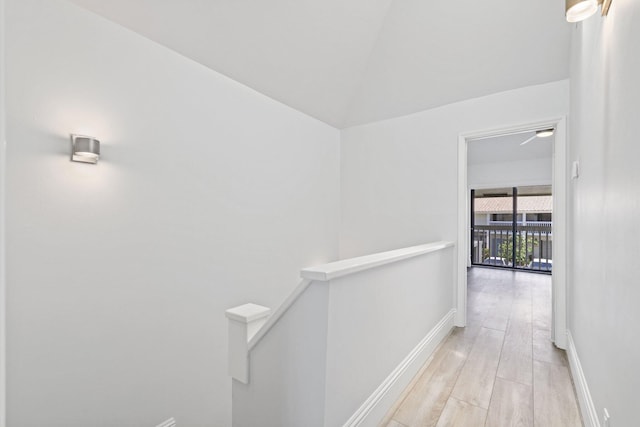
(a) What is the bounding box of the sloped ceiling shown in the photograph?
[68,0,571,128]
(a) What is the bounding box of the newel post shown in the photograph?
[225,303,271,384]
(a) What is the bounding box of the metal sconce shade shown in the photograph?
[566,0,598,22]
[71,134,100,164]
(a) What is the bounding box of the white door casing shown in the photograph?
[457,117,567,349]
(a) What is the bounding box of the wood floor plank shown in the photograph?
[512,282,532,302]
[379,344,441,426]
[497,317,533,385]
[393,334,469,427]
[486,377,533,427]
[496,349,533,386]
[532,284,552,331]
[386,269,581,427]
[533,360,582,427]
[532,309,551,331]
[532,328,568,366]
[384,420,408,427]
[450,327,504,409]
[483,293,513,331]
[505,317,532,352]
[510,299,532,324]
[435,397,487,427]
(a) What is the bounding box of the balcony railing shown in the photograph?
[471,224,553,273]
[488,220,553,227]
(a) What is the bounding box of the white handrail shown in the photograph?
[300,241,454,281]
[229,240,457,424]
[246,241,454,352]
[247,278,311,351]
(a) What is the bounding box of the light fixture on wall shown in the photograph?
[566,0,612,22]
[520,128,555,146]
[70,134,100,164]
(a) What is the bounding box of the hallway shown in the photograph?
[382,268,582,427]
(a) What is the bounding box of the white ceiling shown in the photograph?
[467,132,554,166]
[68,0,571,128]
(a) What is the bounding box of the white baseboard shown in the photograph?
[342,308,456,427]
[566,331,600,427]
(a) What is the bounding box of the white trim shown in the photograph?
[0,0,7,423]
[250,241,456,352]
[225,303,271,324]
[301,241,454,282]
[566,331,600,427]
[247,278,311,351]
[456,136,468,327]
[226,304,272,383]
[551,118,568,349]
[457,117,568,346]
[342,309,456,427]
[468,179,552,190]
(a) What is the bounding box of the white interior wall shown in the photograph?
[568,3,640,425]
[5,1,340,426]
[8,1,636,426]
[233,282,330,427]
[323,248,453,426]
[339,80,568,259]
[467,157,552,189]
[467,132,553,189]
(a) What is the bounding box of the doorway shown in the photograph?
[456,118,567,349]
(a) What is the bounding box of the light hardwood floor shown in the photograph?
[381,267,582,427]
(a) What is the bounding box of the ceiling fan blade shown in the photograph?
[520,135,537,146]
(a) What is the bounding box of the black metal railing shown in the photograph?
[471,224,553,273]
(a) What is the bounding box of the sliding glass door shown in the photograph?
[471,186,552,273]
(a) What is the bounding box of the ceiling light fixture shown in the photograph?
[566,0,612,22]
[70,134,100,164]
[536,129,555,138]
[520,128,555,146]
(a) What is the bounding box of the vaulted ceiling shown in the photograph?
[68,0,571,128]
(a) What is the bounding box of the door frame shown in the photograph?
[1,0,7,421]
[456,117,567,349]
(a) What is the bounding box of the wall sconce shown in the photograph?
[70,134,100,164]
[566,0,612,22]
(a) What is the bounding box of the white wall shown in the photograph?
[467,132,553,189]
[568,3,640,425]
[5,1,340,426]
[323,248,453,426]
[232,244,454,427]
[468,157,552,189]
[233,282,330,427]
[339,80,569,258]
